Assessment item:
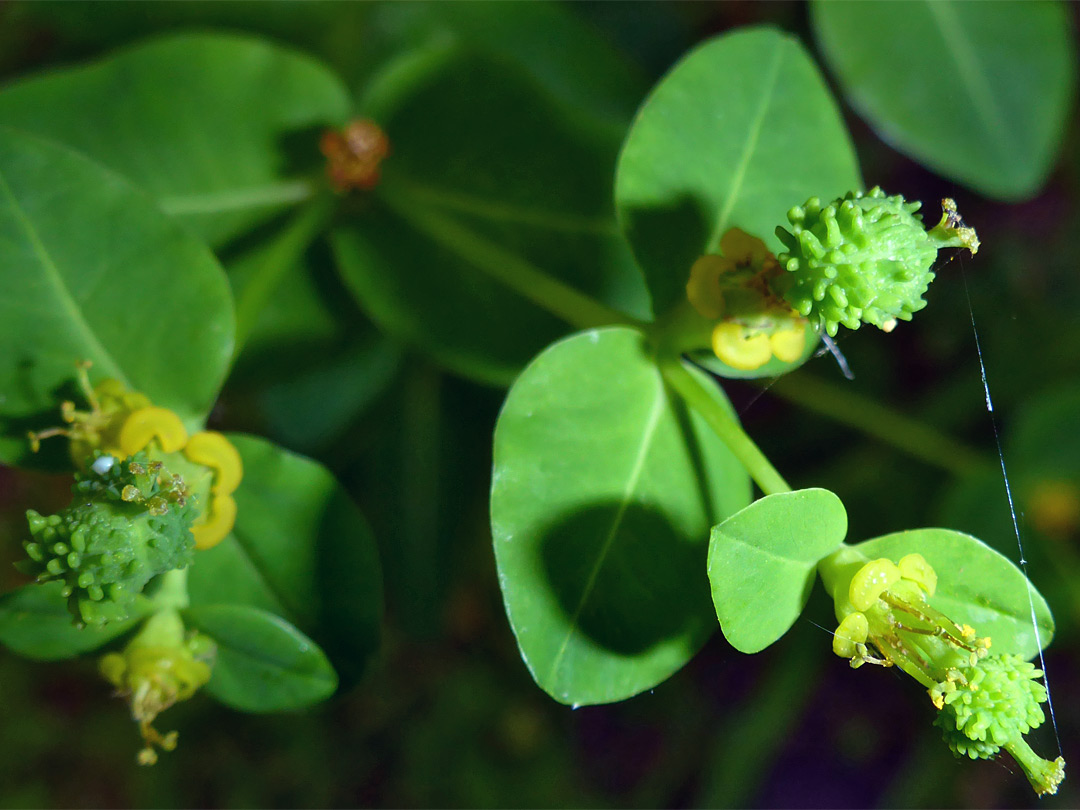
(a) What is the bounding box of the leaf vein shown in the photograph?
[706,41,786,251]
[546,378,668,688]
[0,166,130,387]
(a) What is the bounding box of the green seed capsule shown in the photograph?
[17,451,196,627]
[774,188,979,336]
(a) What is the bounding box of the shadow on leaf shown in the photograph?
[538,501,712,656]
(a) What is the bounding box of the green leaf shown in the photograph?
[0,127,234,467]
[0,582,149,661]
[615,26,861,315]
[367,1,647,131]
[187,434,382,679]
[491,327,751,705]
[184,604,337,712]
[0,32,350,245]
[333,48,650,386]
[226,233,402,454]
[853,528,1054,660]
[1008,384,1080,481]
[811,0,1077,200]
[709,488,847,653]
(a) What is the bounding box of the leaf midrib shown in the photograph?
[388,174,618,236]
[923,0,1012,162]
[546,378,668,689]
[0,165,131,387]
[157,179,316,216]
[706,40,786,252]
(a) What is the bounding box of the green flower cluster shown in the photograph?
[19,452,196,627]
[820,547,1064,796]
[774,187,979,336]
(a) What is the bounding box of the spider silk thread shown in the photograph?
[958,254,1063,758]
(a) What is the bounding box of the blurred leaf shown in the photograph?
[187,434,381,679]
[185,603,337,712]
[0,582,148,660]
[228,198,336,356]
[709,488,847,653]
[490,327,751,705]
[224,207,402,454]
[853,528,1054,659]
[333,47,650,386]
[0,127,234,467]
[0,32,350,245]
[1008,384,1080,480]
[615,26,861,315]
[368,1,647,131]
[256,336,401,454]
[811,0,1077,200]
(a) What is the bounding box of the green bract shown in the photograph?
[19,453,196,627]
[774,187,979,336]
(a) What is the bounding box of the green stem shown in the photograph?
[380,184,646,332]
[147,567,189,612]
[380,182,805,495]
[230,194,337,357]
[158,178,318,216]
[659,354,790,495]
[767,373,992,476]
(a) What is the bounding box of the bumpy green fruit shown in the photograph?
[932,654,1065,796]
[933,654,1047,758]
[19,453,195,627]
[774,187,979,336]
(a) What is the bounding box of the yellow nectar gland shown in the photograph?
[686,229,810,372]
[183,431,243,549]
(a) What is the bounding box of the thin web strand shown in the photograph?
[959,258,1062,757]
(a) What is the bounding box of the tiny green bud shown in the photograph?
[774,187,978,336]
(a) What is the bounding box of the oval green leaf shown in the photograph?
[0,127,234,468]
[491,327,751,705]
[0,32,350,245]
[811,0,1077,200]
[333,48,650,386]
[187,434,382,680]
[853,528,1053,660]
[184,604,337,712]
[709,488,847,653]
[0,582,150,661]
[615,26,861,315]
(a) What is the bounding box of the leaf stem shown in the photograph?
[659,354,790,495]
[766,373,992,475]
[147,567,189,612]
[381,185,647,332]
[230,194,337,358]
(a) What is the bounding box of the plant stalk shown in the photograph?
[658,354,790,495]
